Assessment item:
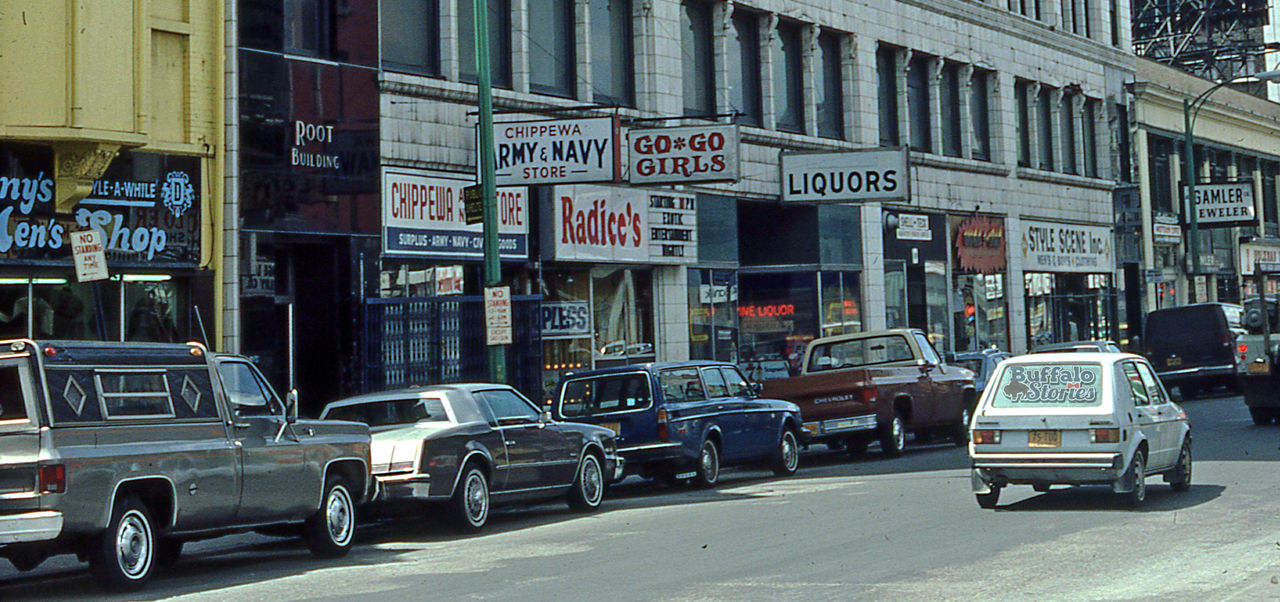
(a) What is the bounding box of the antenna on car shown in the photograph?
[193,304,213,351]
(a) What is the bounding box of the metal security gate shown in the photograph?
[361,295,543,399]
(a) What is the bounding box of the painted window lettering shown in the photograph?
[990,363,1103,407]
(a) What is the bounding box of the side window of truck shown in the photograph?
[0,364,28,422]
[217,362,277,417]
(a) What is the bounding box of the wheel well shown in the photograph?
[893,396,913,422]
[782,416,798,433]
[705,429,722,449]
[461,452,492,481]
[114,478,174,531]
[1136,440,1149,457]
[326,460,368,501]
[963,389,977,410]
[582,443,604,462]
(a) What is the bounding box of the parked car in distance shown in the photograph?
[321,384,621,531]
[761,329,977,457]
[1143,302,1243,398]
[953,348,1011,394]
[0,339,372,591]
[969,352,1191,509]
[551,361,803,487]
[1030,340,1123,354]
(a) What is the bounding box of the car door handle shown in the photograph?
[505,440,517,446]
[233,421,252,429]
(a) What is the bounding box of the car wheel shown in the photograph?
[1169,440,1192,492]
[976,487,1001,509]
[1123,450,1147,508]
[953,406,972,447]
[88,495,155,592]
[844,437,869,457]
[305,476,356,558]
[771,429,800,476]
[691,439,720,488]
[879,412,906,458]
[449,464,490,532]
[567,453,605,512]
[1249,407,1274,426]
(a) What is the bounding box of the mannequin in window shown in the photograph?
[0,294,55,338]
[128,289,179,342]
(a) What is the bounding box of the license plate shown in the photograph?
[835,419,857,429]
[1167,357,1182,367]
[1028,430,1061,448]
[600,422,621,435]
[1248,361,1270,375]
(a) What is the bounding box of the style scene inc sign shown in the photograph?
[492,118,619,186]
[648,191,697,264]
[1190,182,1255,227]
[626,125,739,185]
[780,148,909,203]
[382,169,528,260]
[1021,221,1114,273]
[552,185,648,263]
[70,229,108,282]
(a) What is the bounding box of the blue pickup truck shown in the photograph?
[551,361,804,487]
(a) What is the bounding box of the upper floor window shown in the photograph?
[528,0,577,97]
[1010,0,1040,19]
[284,0,330,56]
[970,69,992,161]
[729,11,763,126]
[1038,86,1055,170]
[682,0,715,117]
[816,31,844,139]
[1082,98,1098,177]
[907,54,932,153]
[382,0,440,76]
[877,44,900,147]
[590,0,633,105]
[940,62,962,158]
[1116,101,1132,182]
[1014,79,1031,167]
[1061,90,1078,174]
[459,0,512,88]
[772,20,805,134]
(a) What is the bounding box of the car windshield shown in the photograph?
[989,363,1104,408]
[955,358,984,373]
[324,397,450,427]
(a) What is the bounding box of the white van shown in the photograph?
[968,352,1192,509]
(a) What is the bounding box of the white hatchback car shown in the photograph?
[968,352,1191,508]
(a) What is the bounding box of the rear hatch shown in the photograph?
[1145,305,1233,371]
[555,371,657,447]
[0,356,44,512]
[973,361,1119,455]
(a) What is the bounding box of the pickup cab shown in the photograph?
[761,328,976,456]
[0,339,372,591]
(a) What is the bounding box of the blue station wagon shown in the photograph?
[551,361,804,487]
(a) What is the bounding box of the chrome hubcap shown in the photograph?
[115,511,151,579]
[326,486,353,545]
[782,433,798,471]
[582,457,602,505]
[701,444,718,481]
[465,473,488,523]
[892,418,904,450]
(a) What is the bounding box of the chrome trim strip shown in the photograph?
[1157,364,1233,376]
[618,442,682,452]
[493,483,567,495]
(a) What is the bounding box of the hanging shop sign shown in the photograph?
[896,213,932,241]
[1188,181,1255,228]
[1240,243,1280,275]
[552,185,661,264]
[648,191,697,264]
[952,215,1006,274]
[780,148,909,203]
[1153,214,1182,245]
[491,117,620,186]
[1021,220,1114,273]
[541,301,591,338]
[626,124,739,185]
[381,169,528,260]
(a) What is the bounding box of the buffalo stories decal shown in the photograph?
[993,364,1103,407]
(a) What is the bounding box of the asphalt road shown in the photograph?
[4,392,1280,601]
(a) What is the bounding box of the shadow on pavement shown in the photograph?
[995,483,1224,512]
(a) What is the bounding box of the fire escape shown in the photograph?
[1132,0,1276,93]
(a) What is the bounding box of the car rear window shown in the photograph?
[559,374,652,418]
[989,363,1104,408]
[807,335,914,371]
[325,397,449,426]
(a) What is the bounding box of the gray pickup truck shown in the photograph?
[0,339,372,591]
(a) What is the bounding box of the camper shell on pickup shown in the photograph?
[0,339,372,591]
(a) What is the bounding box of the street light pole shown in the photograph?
[1182,69,1280,280]
[473,0,506,383]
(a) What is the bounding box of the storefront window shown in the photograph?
[1025,272,1115,348]
[953,273,1008,352]
[0,276,185,342]
[688,269,738,362]
[819,271,861,336]
[738,272,817,380]
[540,267,654,396]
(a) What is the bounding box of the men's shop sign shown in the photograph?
[626,125,739,185]
[0,148,200,265]
[492,118,620,186]
[1021,221,1113,273]
[381,169,528,260]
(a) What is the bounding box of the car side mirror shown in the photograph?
[286,389,299,424]
[944,351,956,364]
[541,409,553,424]
[749,382,763,397]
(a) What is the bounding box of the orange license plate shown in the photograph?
[1028,430,1061,448]
[1167,357,1182,367]
[1248,361,1270,375]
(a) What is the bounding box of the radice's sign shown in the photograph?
[552,184,648,263]
[492,118,619,186]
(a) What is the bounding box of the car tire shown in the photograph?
[691,439,720,488]
[88,495,155,592]
[879,412,906,458]
[305,476,356,558]
[1169,440,1192,492]
[953,406,972,447]
[1123,450,1147,508]
[567,453,605,512]
[844,437,869,457]
[449,464,490,532]
[771,429,800,476]
[976,487,1001,509]
[1249,407,1274,426]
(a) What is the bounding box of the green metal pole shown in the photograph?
[1184,98,1201,280]
[473,0,506,383]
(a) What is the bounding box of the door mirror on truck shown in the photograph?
[749,382,763,397]
[286,389,299,424]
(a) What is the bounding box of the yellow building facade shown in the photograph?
[0,0,223,344]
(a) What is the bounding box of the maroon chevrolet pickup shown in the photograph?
[761,328,976,456]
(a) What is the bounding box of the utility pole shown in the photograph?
[473,0,506,382]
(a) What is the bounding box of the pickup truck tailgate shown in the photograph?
[762,369,877,436]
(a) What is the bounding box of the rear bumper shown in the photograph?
[800,415,877,442]
[971,453,1124,491]
[0,511,63,545]
[1156,364,1235,383]
[617,442,684,476]
[372,473,432,502]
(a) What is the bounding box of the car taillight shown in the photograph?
[39,464,65,494]
[1090,428,1120,444]
[1222,334,1232,347]
[1239,343,1249,354]
[656,408,668,441]
[861,385,878,405]
[973,430,1000,444]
